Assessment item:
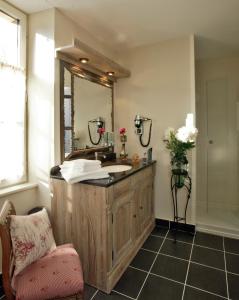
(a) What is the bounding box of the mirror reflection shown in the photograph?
[62,62,113,159]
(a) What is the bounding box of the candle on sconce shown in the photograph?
[186,113,194,129]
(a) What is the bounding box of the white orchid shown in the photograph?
[164,114,198,171]
[164,127,175,140]
[176,126,198,143]
[188,127,198,142]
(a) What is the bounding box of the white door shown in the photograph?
[206,78,236,208]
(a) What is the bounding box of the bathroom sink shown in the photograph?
[102,164,132,173]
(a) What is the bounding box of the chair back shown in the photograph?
[0,200,16,300]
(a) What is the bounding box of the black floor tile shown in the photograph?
[228,272,239,300]
[167,230,194,243]
[130,249,156,271]
[114,267,147,299]
[184,286,224,300]
[94,291,129,300]
[160,239,192,260]
[142,235,164,252]
[84,284,97,300]
[138,274,183,300]
[151,226,168,238]
[224,237,239,255]
[226,252,239,274]
[151,253,188,283]
[187,262,227,297]
[191,245,225,270]
[194,232,223,250]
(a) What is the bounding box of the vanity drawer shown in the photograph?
[113,177,131,198]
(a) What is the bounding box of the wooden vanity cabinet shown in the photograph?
[51,164,155,293]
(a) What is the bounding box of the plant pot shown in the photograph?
[120,135,127,143]
[171,160,188,188]
[120,143,128,160]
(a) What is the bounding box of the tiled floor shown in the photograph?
[1,227,239,299]
[84,227,239,300]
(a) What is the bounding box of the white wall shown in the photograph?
[115,37,196,223]
[28,9,55,210]
[28,10,198,225]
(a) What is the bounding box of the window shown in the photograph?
[0,1,26,188]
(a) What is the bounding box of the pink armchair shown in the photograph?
[0,200,84,300]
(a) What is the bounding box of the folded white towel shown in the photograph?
[61,169,109,184]
[63,159,101,167]
[60,164,101,173]
[60,159,102,173]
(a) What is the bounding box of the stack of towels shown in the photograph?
[60,159,109,184]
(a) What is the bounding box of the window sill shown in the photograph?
[0,183,38,198]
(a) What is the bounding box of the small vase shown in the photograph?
[120,135,127,143]
[119,134,128,160]
[171,157,188,188]
[100,133,107,147]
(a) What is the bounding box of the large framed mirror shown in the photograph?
[60,61,114,161]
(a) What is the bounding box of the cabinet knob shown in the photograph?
[133,214,136,218]
[140,206,143,209]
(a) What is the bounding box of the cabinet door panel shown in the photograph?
[112,191,134,265]
[139,179,153,232]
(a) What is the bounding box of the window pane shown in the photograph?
[0,61,25,183]
[64,97,72,127]
[0,10,19,66]
[64,130,72,156]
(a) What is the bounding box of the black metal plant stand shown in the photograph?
[170,170,192,242]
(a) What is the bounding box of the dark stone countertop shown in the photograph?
[50,159,156,187]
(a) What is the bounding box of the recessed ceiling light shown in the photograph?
[79,58,89,64]
[107,71,114,76]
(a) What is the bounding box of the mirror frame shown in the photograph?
[60,60,114,162]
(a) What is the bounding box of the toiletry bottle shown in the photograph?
[143,152,147,164]
[147,148,152,162]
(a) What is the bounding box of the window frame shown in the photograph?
[0,0,27,189]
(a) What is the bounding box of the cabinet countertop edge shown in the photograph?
[50,159,156,187]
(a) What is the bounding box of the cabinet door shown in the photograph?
[139,178,153,232]
[112,191,134,265]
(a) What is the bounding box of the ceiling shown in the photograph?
[7,0,239,58]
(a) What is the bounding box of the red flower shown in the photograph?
[120,128,126,135]
[98,127,105,135]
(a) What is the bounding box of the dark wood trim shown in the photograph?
[0,201,16,300]
[155,218,170,228]
[59,60,114,162]
[170,221,195,234]
[155,218,195,233]
[71,72,75,151]
[63,61,114,88]
[111,83,114,132]
[60,61,65,163]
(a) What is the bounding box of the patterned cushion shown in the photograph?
[13,244,84,300]
[10,208,56,276]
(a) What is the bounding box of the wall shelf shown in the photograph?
[56,38,130,80]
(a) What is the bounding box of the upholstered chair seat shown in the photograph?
[13,244,84,300]
[0,201,84,300]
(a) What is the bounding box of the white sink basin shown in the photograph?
[102,165,132,173]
